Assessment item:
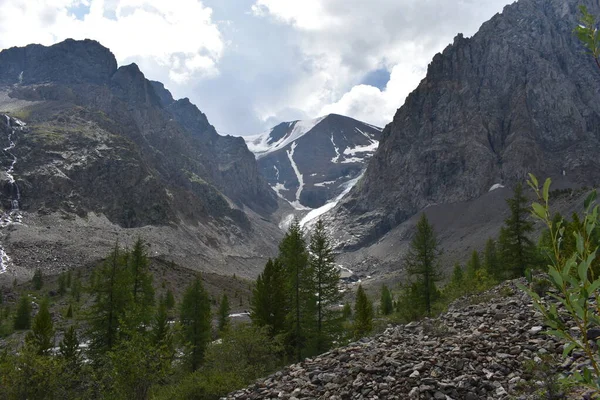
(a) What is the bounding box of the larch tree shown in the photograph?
[308,219,342,353]
[217,293,231,333]
[404,214,442,316]
[180,277,211,372]
[353,284,373,339]
[25,298,54,355]
[88,244,133,355]
[380,285,393,316]
[483,238,500,279]
[499,183,537,278]
[13,294,31,330]
[250,258,288,337]
[466,250,482,280]
[278,218,311,361]
[129,237,155,325]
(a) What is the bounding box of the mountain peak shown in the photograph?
[246,114,381,211]
[332,0,600,250]
[0,38,117,86]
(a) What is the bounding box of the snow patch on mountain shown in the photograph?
[245,116,326,159]
[272,182,287,199]
[300,172,365,228]
[314,180,336,187]
[344,140,379,155]
[330,134,341,163]
[286,142,309,210]
[341,156,364,164]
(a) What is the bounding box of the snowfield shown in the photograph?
[245,116,326,159]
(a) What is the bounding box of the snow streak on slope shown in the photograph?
[300,171,365,228]
[330,134,341,163]
[0,115,24,275]
[286,142,309,210]
[245,116,326,159]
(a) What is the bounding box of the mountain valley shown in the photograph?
[1,0,600,398]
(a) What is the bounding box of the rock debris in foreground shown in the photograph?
[226,280,589,399]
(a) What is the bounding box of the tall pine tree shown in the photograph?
[25,298,54,355]
[499,183,537,278]
[380,285,393,316]
[353,285,373,339]
[88,243,133,354]
[308,219,342,354]
[483,238,500,279]
[466,250,482,280]
[180,277,211,371]
[217,293,230,333]
[13,294,31,330]
[279,218,311,361]
[250,258,288,337]
[129,237,155,325]
[404,214,442,316]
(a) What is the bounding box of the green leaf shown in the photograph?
[542,178,551,203]
[527,173,539,189]
[524,269,533,283]
[532,202,546,220]
[576,233,585,256]
[548,267,563,288]
[590,278,600,295]
[584,190,597,211]
[563,342,578,357]
[578,258,590,282]
[547,329,569,340]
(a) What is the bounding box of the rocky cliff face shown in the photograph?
[333,0,600,249]
[0,39,280,281]
[245,114,381,209]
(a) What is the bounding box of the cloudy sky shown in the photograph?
[0,0,513,135]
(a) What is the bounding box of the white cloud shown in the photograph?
[0,0,224,82]
[251,0,513,128]
[321,63,426,128]
[251,0,341,31]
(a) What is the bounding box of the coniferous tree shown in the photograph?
[164,289,175,310]
[180,277,211,372]
[13,294,31,330]
[466,250,482,280]
[129,237,155,325]
[353,285,373,339]
[483,238,500,279]
[342,302,352,319]
[250,258,288,337]
[152,302,171,346]
[58,272,67,296]
[66,270,72,288]
[308,219,342,353]
[218,293,231,333]
[404,214,442,316]
[499,183,537,278]
[278,219,311,361]
[380,285,393,316]
[88,244,133,354]
[25,298,54,355]
[65,304,73,319]
[451,262,464,286]
[31,269,43,290]
[59,325,81,367]
[71,274,81,303]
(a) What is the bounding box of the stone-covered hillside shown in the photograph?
[226,280,585,399]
